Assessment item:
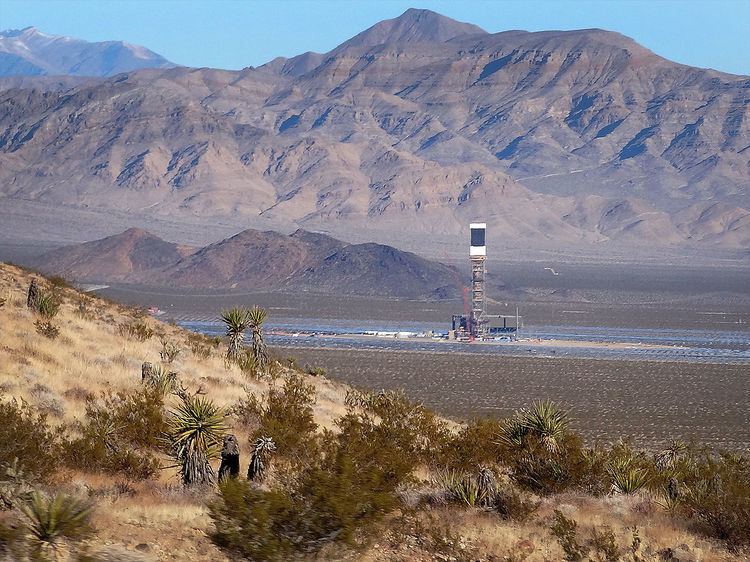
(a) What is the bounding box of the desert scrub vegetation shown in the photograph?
[1,263,749,560]
[117,320,155,342]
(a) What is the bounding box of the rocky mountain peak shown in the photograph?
[334,8,487,51]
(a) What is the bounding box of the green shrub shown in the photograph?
[438,418,504,471]
[0,395,59,482]
[62,386,166,480]
[680,451,750,550]
[498,402,590,495]
[210,479,295,560]
[304,364,326,377]
[550,510,589,561]
[550,511,637,562]
[35,291,61,319]
[47,276,72,290]
[20,491,92,559]
[235,373,318,464]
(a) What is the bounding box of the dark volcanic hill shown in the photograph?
[0,27,175,77]
[159,228,347,289]
[32,228,195,282]
[0,10,748,256]
[34,227,461,298]
[288,242,462,298]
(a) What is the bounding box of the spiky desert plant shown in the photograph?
[522,400,570,453]
[167,395,226,486]
[221,307,250,364]
[35,291,61,319]
[20,491,92,559]
[247,306,269,373]
[248,436,276,481]
[654,440,688,471]
[608,458,650,495]
[499,400,570,453]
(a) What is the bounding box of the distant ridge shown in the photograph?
[33,228,462,299]
[0,26,175,77]
[1,9,748,257]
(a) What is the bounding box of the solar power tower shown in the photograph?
[469,223,486,337]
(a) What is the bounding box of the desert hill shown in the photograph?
[33,227,195,282]
[0,26,175,77]
[32,227,462,297]
[0,9,748,255]
[0,263,747,560]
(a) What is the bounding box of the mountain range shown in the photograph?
[1,9,748,260]
[33,227,461,298]
[0,27,174,77]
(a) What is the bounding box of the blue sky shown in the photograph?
[2,0,749,74]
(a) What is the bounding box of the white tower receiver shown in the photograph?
[469,223,486,337]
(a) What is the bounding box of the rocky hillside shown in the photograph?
[32,227,462,297]
[0,26,175,77]
[34,227,195,281]
[1,263,747,560]
[0,10,747,253]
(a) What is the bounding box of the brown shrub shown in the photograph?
[0,395,59,482]
[62,386,167,480]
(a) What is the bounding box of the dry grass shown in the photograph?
[0,263,745,561]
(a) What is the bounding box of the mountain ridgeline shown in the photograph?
[1,9,748,255]
[33,227,462,298]
[0,27,175,77]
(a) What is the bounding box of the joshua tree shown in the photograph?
[219,434,241,481]
[27,278,40,310]
[247,306,269,373]
[20,491,92,559]
[248,436,276,481]
[220,308,251,363]
[167,395,226,486]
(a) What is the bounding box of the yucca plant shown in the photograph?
[35,291,61,319]
[655,477,682,514]
[167,395,226,486]
[522,400,570,453]
[20,491,92,559]
[608,458,650,495]
[248,436,276,481]
[498,400,570,453]
[654,440,687,471]
[220,308,250,363]
[247,306,269,373]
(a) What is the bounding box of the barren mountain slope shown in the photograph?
[31,227,195,282]
[31,227,462,297]
[157,228,348,289]
[0,9,748,252]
